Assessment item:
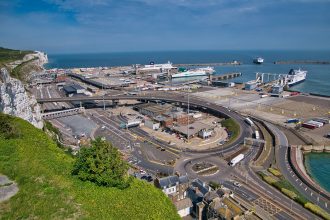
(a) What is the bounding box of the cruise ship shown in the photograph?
[253,57,264,64]
[286,69,307,87]
[171,67,215,78]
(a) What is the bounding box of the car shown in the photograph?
[140,169,146,175]
[160,148,166,151]
[141,175,147,180]
[233,181,242,187]
[101,125,106,129]
[147,176,153,182]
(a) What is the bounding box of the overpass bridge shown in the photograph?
[41,107,85,120]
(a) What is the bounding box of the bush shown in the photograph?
[209,181,221,190]
[281,188,297,199]
[304,203,330,220]
[72,137,132,189]
[263,176,277,185]
[268,167,282,177]
[0,113,20,139]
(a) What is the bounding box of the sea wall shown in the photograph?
[301,145,330,153]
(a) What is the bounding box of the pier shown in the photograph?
[274,60,330,65]
[174,61,241,67]
[210,72,242,81]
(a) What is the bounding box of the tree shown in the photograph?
[72,137,132,189]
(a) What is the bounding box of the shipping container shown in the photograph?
[286,118,300,123]
[302,123,317,129]
[307,120,323,128]
[229,154,245,166]
[312,118,330,124]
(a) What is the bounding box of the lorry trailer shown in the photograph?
[229,154,245,166]
[245,118,254,126]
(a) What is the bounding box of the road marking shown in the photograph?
[300,183,302,186]
[290,171,292,173]
[292,174,295,177]
[296,179,299,182]
[305,188,307,191]
[311,192,313,196]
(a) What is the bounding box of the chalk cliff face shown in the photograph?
[0,68,43,129]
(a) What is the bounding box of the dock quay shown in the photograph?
[274,60,330,65]
[174,61,241,67]
[210,72,242,81]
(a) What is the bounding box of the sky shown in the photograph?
[0,0,330,53]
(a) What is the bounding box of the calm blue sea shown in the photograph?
[305,153,330,193]
[45,50,330,96]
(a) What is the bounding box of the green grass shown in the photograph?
[10,57,37,81]
[221,118,240,144]
[0,47,33,65]
[268,168,282,177]
[0,114,179,220]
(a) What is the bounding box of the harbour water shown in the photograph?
[46,50,330,96]
[305,153,330,193]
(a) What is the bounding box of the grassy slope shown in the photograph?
[0,115,179,220]
[0,47,33,65]
[221,118,240,144]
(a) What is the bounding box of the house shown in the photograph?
[154,175,192,217]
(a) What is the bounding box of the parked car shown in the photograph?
[233,181,242,187]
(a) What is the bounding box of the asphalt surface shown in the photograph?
[40,91,324,219]
[267,122,330,213]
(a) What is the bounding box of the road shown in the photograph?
[40,91,323,219]
[267,122,330,212]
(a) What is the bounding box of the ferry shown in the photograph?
[171,67,215,78]
[286,69,307,87]
[253,57,264,64]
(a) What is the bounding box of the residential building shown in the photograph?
[154,175,192,217]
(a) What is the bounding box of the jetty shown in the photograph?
[274,60,330,65]
[210,72,242,81]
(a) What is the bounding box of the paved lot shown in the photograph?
[57,115,97,138]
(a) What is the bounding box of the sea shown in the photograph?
[305,153,330,193]
[45,50,330,96]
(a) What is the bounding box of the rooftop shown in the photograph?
[158,175,189,188]
[172,121,213,137]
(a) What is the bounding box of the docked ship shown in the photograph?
[171,67,215,78]
[253,57,264,64]
[286,68,307,87]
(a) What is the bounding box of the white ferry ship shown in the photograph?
[286,68,307,87]
[253,57,264,64]
[171,67,215,78]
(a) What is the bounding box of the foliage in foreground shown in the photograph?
[0,113,179,219]
[72,138,132,189]
[0,114,20,139]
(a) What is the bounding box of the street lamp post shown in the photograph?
[187,91,190,143]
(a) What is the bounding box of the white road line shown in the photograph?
[311,192,313,196]
[300,183,302,186]
[296,179,299,182]
[305,188,307,191]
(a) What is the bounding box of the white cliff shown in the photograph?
[0,67,43,129]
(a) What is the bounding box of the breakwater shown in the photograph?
[274,60,330,65]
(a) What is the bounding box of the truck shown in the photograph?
[254,130,260,140]
[229,154,245,166]
[245,117,254,126]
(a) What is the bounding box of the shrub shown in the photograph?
[72,137,132,189]
[281,188,297,199]
[304,203,330,220]
[263,176,277,185]
[0,113,20,139]
[268,167,282,177]
[209,181,221,190]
